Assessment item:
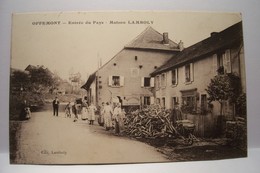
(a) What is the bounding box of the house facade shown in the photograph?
[82,27,182,109]
[151,22,245,137]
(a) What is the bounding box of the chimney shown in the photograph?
[162,32,169,45]
[178,40,184,51]
[211,32,218,37]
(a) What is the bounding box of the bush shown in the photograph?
[10,91,45,120]
[236,93,247,117]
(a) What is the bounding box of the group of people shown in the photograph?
[53,96,126,135]
[63,97,97,124]
[100,102,126,135]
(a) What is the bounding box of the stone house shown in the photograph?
[81,27,183,110]
[151,21,245,137]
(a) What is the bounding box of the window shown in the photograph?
[217,53,224,74]
[217,49,231,74]
[144,78,150,87]
[108,76,124,87]
[182,96,196,112]
[141,77,154,87]
[171,69,178,85]
[144,97,151,105]
[172,97,179,109]
[185,63,193,83]
[181,89,197,113]
[185,64,191,82]
[161,73,166,87]
[112,76,120,86]
[162,97,166,108]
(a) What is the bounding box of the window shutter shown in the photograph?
[183,66,186,84]
[157,75,161,88]
[108,76,112,86]
[141,77,144,87]
[120,76,124,86]
[212,54,218,76]
[223,52,227,73]
[175,68,178,85]
[225,49,231,73]
[150,77,155,87]
[190,63,194,82]
[150,97,154,104]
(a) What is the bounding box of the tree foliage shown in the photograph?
[30,68,54,87]
[10,68,57,109]
[11,71,30,90]
[206,73,241,115]
[236,93,247,117]
[206,74,241,103]
[11,68,55,93]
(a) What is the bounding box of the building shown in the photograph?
[151,21,245,137]
[81,26,183,109]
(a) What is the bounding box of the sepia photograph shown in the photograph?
[9,11,247,164]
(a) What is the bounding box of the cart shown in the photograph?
[176,119,196,146]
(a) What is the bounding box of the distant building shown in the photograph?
[151,21,245,137]
[81,27,182,109]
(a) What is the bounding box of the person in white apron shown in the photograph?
[88,103,97,125]
[81,99,88,121]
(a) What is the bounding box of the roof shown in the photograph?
[81,72,96,90]
[25,65,37,71]
[151,21,243,76]
[125,26,180,51]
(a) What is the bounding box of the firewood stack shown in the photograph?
[226,117,247,150]
[124,105,178,138]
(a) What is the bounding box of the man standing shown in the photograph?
[170,103,183,126]
[52,97,59,116]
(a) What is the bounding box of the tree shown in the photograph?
[29,68,55,93]
[11,70,30,91]
[206,73,241,116]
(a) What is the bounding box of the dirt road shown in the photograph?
[15,110,168,164]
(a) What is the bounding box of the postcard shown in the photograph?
[10,11,247,164]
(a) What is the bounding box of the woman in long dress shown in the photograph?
[113,103,126,135]
[102,102,113,130]
[81,99,88,121]
[88,103,97,125]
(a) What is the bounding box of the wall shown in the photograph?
[96,48,176,107]
[154,43,245,137]
[88,79,96,105]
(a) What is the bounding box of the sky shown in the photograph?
[11,11,242,81]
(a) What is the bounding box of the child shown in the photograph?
[64,102,72,118]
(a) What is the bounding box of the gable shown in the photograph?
[125,26,180,52]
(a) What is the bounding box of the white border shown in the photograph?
[1,0,260,172]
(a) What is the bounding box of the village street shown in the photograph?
[14,105,169,164]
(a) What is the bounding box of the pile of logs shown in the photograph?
[226,117,247,150]
[124,105,178,138]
